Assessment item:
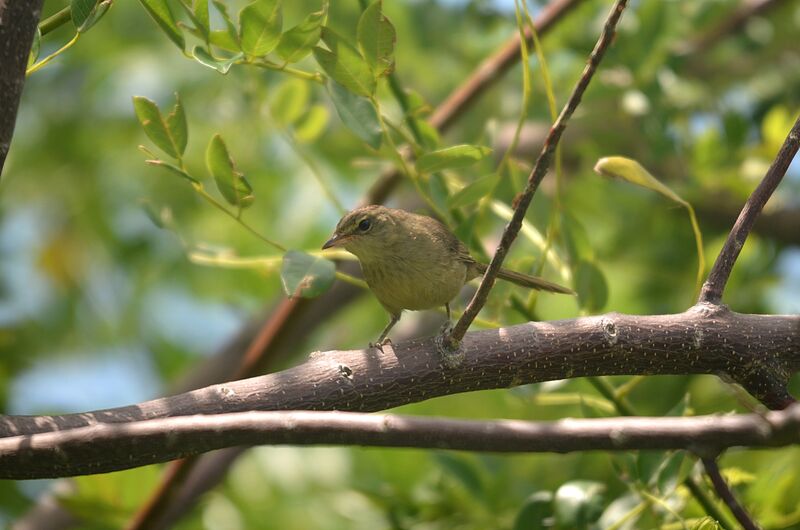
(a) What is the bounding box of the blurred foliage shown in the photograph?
[2,0,800,528]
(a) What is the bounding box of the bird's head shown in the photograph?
[322,205,399,261]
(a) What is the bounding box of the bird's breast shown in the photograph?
[360,255,468,312]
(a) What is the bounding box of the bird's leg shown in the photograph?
[439,303,453,334]
[370,313,400,352]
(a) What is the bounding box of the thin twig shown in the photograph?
[3,407,800,479]
[699,114,800,304]
[449,0,629,343]
[701,457,761,530]
[366,0,583,205]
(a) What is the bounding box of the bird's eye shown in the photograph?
[358,218,371,231]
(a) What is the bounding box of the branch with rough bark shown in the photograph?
[2,306,798,437]
[3,405,800,480]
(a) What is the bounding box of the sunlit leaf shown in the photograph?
[271,79,309,127]
[416,145,492,173]
[513,491,553,530]
[192,46,242,74]
[448,174,498,208]
[594,156,705,297]
[212,0,240,48]
[193,0,210,41]
[137,0,185,50]
[280,250,335,298]
[276,2,327,63]
[239,0,282,57]
[574,260,607,313]
[554,480,605,529]
[357,0,395,78]
[208,30,240,52]
[313,27,375,97]
[206,134,254,209]
[294,104,329,143]
[133,96,182,159]
[327,80,381,149]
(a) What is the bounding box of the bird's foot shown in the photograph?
[369,338,393,353]
[435,328,463,368]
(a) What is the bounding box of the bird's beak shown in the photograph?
[322,233,344,250]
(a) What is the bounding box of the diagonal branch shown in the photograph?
[3,406,800,480]
[450,0,629,343]
[699,113,800,304]
[701,457,761,530]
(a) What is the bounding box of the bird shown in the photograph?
[322,205,574,347]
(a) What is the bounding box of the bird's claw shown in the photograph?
[369,338,392,353]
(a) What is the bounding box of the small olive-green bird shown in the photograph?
[322,205,574,346]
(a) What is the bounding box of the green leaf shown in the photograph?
[72,0,111,33]
[193,0,210,41]
[313,27,375,97]
[276,2,327,63]
[357,0,396,78]
[448,174,498,208]
[192,47,242,74]
[137,0,185,50]
[28,27,41,67]
[294,104,329,143]
[165,93,188,157]
[206,134,254,209]
[554,480,605,529]
[594,156,705,297]
[280,250,336,298]
[271,79,309,127]
[212,0,240,48]
[513,491,553,530]
[416,144,492,173]
[594,156,684,205]
[133,96,182,159]
[327,80,382,149]
[208,30,241,52]
[691,517,722,530]
[574,260,608,313]
[239,0,282,57]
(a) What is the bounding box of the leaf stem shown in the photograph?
[27,32,80,75]
[39,6,72,36]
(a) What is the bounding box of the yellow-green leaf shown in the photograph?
[416,145,492,173]
[133,96,180,159]
[357,0,396,78]
[239,0,282,57]
[280,250,335,298]
[276,2,327,63]
[206,134,254,209]
[137,0,184,50]
[313,27,375,97]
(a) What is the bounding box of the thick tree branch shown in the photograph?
[0,0,45,176]
[2,305,798,441]
[3,406,800,480]
[450,0,628,343]
[699,114,800,304]
[701,457,761,530]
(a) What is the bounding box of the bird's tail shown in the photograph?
[474,263,575,295]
